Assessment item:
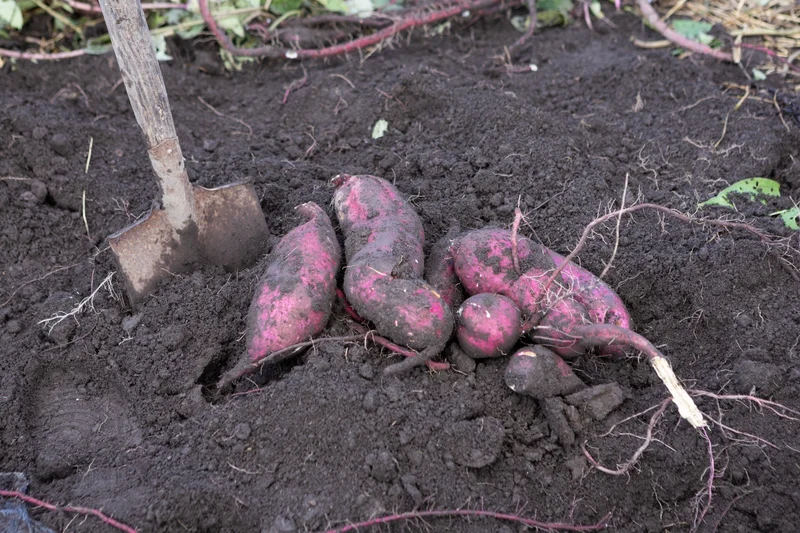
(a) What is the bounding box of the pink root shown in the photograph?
[0,490,138,533]
[325,508,612,532]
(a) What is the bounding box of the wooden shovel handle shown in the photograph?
[99,0,176,149]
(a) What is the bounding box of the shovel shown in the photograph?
[99,0,269,307]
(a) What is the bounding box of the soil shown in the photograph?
[2,12,800,533]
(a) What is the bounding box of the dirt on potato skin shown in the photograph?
[2,12,800,533]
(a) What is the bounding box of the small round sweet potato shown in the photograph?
[456,294,523,359]
[504,345,586,399]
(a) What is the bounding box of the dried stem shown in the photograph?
[0,48,87,60]
[198,0,520,59]
[1,263,80,308]
[635,0,733,62]
[599,173,628,279]
[569,324,706,428]
[510,207,523,276]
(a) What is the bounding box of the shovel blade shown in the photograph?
[194,181,270,271]
[109,180,269,308]
[108,209,199,307]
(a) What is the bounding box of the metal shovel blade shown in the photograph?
[109,180,269,307]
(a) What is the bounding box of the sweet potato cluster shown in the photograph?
[226,175,686,405]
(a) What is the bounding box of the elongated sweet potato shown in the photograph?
[218,202,342,387]
[528,296,592,359]
[451,228,556,296]
[456,294,522,359]
[546,248,632,357]
[545,249,631,329]
[424,223,465,309]
[334,174,454,373]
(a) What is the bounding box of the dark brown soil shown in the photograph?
[2,13,800,533]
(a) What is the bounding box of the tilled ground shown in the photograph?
[1,13,800,533]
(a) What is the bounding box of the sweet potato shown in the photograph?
[451,228,556,296]
[219,202,342,387]
[424,223,465,309]
[456,294,522,359]
[528,296,592,360]
[504,345,585,399]
[245,202,341,359]
[545,248,631,329]
[545,249,632,357]
[333,174,454,372]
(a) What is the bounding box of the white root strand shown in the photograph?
[651,355,707,428]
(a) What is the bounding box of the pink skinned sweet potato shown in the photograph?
[333,173,425,279]
[424,223,465,309]
[504,345,586,399]
[545,249,632,357]
[245,202,342,362]
[528,296,592,360]
[218,202,342,388]
[333,175,454,371]
[345,258,453,353]
[456,294,523,359]
[451,228,556,296]
[505,267,550,327]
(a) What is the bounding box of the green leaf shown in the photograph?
[84,35,112,55]
[176,22,204,40]
[770,207,800,231]
[318,0,350,14]
[166,8,188,25]
[699,178,781,209]
[152,34,173,61]
[538,10,570,27]
[0,0,24,30]
[671,19,714,45]
[271,0,302,15]
[371,119,388,139]
[371,0,402,9]
[510,14,528,33]
[346,0,376,15]
[752,68,766,81]
[589,0,604,19]
[514,0,573,30]
[537,0,573,13]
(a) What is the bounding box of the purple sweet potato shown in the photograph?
[245,202,341,362]
[504,267,550,326]
[424,223,465,309]
[528,296,592,360]
[546,248,632,357]
[456,294,523,359]
[504,345,586,399]
[218,202,342,388]
[333,174,454,371]
[451,228,556,296]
